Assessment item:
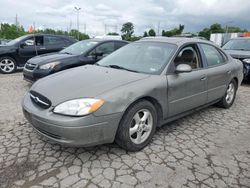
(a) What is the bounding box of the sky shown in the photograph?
[0,0,250,36]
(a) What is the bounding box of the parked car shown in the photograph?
[0,34,77,74]
[222,37,250,80]
[22,37,243,151]
[23,39,128,82]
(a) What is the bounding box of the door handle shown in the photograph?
[39,47,46,50]
[227,70,232,74]
[200,77,207,81]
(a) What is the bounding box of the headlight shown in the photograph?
[39,61,60,70]
[53,98,104,116]
[243,59,250,64]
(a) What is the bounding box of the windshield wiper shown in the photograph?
[106,65,139,73]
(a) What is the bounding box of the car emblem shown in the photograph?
[30,93,50,106]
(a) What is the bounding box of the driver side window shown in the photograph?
[174,45,201,69]
[95,42,115,56]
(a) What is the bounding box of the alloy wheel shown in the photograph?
[0,58,15,73]
[129,109,153,144]
[225,83,235,104]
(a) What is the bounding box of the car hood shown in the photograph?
[28,53,78,65]
[224,49,250,59]
[31,65,149,106]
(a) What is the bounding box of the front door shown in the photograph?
[167,44,207,117]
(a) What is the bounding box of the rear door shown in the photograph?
[199,43,231,102]
[167,44,207,117]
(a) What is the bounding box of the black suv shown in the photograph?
[0,34,77,74]
[223,37,250,80]
[23,39,128,82]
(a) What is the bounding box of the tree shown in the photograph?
[143,31,148,37]
[107,32,119,36]
[162,24,185,37]
[148,29,156,36]
[121,22,134,41]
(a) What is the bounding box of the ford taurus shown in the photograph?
[22,37,243,151]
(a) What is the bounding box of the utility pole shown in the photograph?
[15,14,18,31]
[74,6,81,40]
[84,24,86,34]
[157,21,160,36]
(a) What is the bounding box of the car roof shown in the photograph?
[82,38,128,43]
[140,37,213,46]
[228,37,250,40]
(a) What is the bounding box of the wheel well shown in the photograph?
[125,96,164,127]
[0,54,17,63]
[232,77,238,89]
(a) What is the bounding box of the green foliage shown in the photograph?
[0,23,89,40]
[0,23,26,39]
[121,22,134,41]
[162,24,185,37]
[143,31,148,37]
[107,32,119,36]
[148,29,156,36]
[198,23,247,39]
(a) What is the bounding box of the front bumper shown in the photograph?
[22,93,122,147]
[23,67,51,82]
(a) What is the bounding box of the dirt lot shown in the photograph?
[0,73,250,188]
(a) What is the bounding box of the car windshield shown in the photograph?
[97,42,176,75]
[6,35,28,46]
[60,40,98,55]
[223,39,250,51]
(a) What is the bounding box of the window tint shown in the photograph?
[200,44,225,66]
[115,42,127,50]
[45,36,63,45]
[174,45,201,69]
[96,42,115,55]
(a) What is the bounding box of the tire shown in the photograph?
[217,79,237,109]
[0,56,17,74]
[115,100,157,152]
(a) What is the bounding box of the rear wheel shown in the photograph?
[115,100,157,151]
[0,57,17,74]
[217,80,237,108]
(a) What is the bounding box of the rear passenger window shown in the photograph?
[200,44,226,66]
[45,36,63,45]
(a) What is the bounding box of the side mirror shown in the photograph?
[20,42,26,48]
[175,64,192,73]
[95,52,103,57]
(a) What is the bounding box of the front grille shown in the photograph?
[25,62,37,71]
[30,90,52,109]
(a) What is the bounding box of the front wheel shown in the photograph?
[217,80,237,108]
[115,100,157,151]
[0,57,17,74]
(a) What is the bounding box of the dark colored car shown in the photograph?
[0,39,10,45]
[222,37,250,80]
[0,34,77,74]
[23,39,128,82]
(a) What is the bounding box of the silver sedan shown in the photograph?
[22,37,243,151]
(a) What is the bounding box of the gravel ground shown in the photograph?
[0,73,250,188]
